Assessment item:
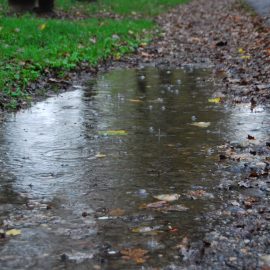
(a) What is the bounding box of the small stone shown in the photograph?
[60,253,68,261]
[82,212,88,217]
[260,255,270,266]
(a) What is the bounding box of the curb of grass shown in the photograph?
[0,0,189,111]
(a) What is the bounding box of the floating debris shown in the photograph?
[120,248,149,264]
[208,97,221,104]
[190,122,211,128]
[153,194,180,202]
[6,229,21,236]
[98,130,128,136]
[95,153,107,158]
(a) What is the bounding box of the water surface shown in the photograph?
[0,67,269,269]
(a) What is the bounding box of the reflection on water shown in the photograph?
[0,67,269,269]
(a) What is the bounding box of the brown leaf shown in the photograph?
[144,200,168,209]
[187,190,206,197]
[249,171,259,178]
[120,248,149,264]
[109,208,125,217]
[243,197,258,208]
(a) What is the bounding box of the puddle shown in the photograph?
[0,67,269,269]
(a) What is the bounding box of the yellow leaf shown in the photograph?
[6,229,21,236]
[208,97,221,103]
[140,42,148,47]
[39,24,46,31]
[238,48,245,54]
[98,130,128,136]
[129,99,143,103]
[135,258,146,264]
[241,55,251,60]
[115,52,121,60]
[95,153,106,158]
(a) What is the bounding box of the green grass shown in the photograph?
[0,0,188,109]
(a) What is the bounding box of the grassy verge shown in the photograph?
[0,0,187,110]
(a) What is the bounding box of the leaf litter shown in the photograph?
[120,248,149,264]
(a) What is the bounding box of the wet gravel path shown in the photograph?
[117,0,270,268]
[1,0,269,269]
[121,0,270,105]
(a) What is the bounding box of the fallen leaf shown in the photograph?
[238,48,245,54]
[6,229,21,236]
[161,204,189,212]
[98,130,128,136]
[141,52,152,58]
[243,196,257,208]
[190,122,211,128]
[95,153,107,158]
[114,52,121,60]
[109,208,125,217]
[169,227,178,233]
[208,97,221,103]
[249,171,259,178]
[129,99,144,103]
[143,200,168,209]
[39,24,47,31]
[153,193,180,202]
[187,190,206,197]
[140,42,148,47]
[121,248,149,264]
[240,55,251,60]
[132,225,162,233]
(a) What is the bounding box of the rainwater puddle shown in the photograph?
[0,67,269,269]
